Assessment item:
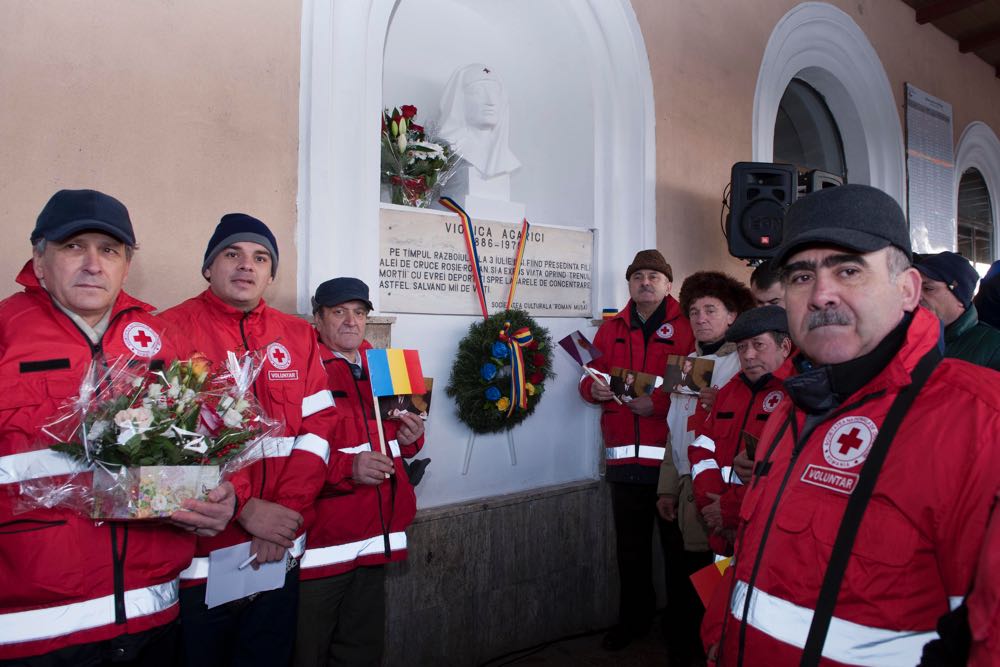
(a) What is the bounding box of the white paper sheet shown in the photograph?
[204,541,286,608]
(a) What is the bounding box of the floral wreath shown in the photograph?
[446,309,554,434]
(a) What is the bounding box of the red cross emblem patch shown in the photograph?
[822,416,878,469]
[656,323,674,339]
[267,342,292,370]
[762,390,784,413]
[122,322,161,357]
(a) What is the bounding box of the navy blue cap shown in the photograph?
[312,277,373,312]
[32,189,135,246]
[772,184,911,267]
[915,251,979,308]
[202,213,278,277]
[725,305,788,343]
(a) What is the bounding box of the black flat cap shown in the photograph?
[772,184,911,267]
[725,305,788,343]
[32,189,135,246]
[313,277,373,312]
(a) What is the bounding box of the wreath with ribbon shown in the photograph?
[437,197,554,434]
[446,309,553,434]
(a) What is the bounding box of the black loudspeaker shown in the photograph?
[799,169,843,196]
[726,162,797,259]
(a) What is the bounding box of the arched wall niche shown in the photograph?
[297,0,657,506]
[753,2,905,208]
[955,121,1000,261]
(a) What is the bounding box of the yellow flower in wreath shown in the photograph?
[496,397,510,412]
[525,383,536,396]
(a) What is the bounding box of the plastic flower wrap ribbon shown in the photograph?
[18,350,282,519]
[498,322,533,415]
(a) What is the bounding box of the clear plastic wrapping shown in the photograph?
[19,350,282,519]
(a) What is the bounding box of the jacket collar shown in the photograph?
[697,340,737,358]
[944,304,979,343]
[16,259,155,316]
[785,307,938,413]
[613,294,683,325]
[195,287,268,322]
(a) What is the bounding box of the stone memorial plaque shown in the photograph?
[379,206,593,317]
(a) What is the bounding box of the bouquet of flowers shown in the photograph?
[381,104,459,207]
[20,351,281,519]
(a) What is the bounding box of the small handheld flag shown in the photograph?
[690,557,732,607]
[366,349,427,397]
[557,331,602,367]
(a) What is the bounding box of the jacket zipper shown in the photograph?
[238,311,268,500]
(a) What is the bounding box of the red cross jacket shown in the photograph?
[688,361,790,556]
[0,262,194,660]
[717,308,1000,667]
[578,297,695,468]
[299,339,420,580]
[158,289,348,584]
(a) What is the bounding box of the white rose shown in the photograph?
[88,420,109,440]
[222,408,243,429]
[147,383,162,398]
[167,384,181,399]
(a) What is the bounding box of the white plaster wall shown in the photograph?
[297,0,652,508]
[381,1,600,507]
[382,0,595,228]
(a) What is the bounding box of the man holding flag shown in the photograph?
[295,277,424,667]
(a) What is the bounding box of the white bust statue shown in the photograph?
[438,64,521,179]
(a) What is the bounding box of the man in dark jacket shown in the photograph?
[915,251,1000,371]
[579,249,695,651]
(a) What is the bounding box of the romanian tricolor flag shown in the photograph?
[366,349,427,397]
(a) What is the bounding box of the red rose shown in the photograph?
[532,354,546,366]
[400,105,417,119]
[526,340,539,350]
[529,372,544,385]
[409,122,424,134]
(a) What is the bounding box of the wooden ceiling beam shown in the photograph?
[917,0,985,24]
[960,25,1000,52]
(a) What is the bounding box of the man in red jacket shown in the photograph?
[716,184,1000,666]
[689,305,791,558]
[578,249,695,651]
[294,277,423,667]
[0,190,234,665]
[159,214,355,667]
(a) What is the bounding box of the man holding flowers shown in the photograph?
[0,189,235,665]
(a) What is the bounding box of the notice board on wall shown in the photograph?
[378,205,594,318]
[906,83,956,253]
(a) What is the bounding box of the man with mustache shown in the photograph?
[159,214,357,666]
[716,184,1000,666]
[579,249,694,651]
[0,190,235,665]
